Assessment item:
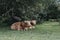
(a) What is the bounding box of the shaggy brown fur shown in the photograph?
[11,21,32,30]
[11,20,36,30]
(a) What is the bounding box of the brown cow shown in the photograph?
[11,20,36,31]
[11,21,33,30]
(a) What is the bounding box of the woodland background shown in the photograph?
[0,0,60,25]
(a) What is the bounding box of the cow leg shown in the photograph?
[17,26,22,31]
[24,27,28,31]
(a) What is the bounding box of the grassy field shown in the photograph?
[0,21,60,40]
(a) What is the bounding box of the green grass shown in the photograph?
[0,22,60,40]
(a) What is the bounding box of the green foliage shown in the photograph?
[0,0,60,25]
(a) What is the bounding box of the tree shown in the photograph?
[0,0,57,25]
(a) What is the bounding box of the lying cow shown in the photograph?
[11,20,36,30]
[11,21,33,30]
